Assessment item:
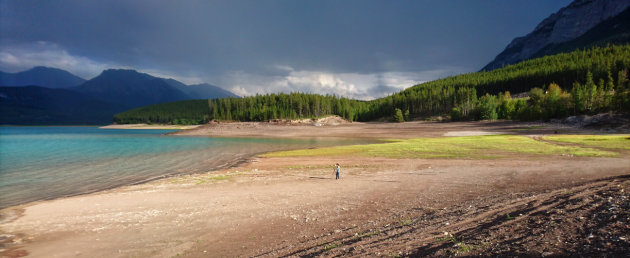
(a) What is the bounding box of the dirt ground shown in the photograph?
[1,121,629,257]
[171,120,588,138]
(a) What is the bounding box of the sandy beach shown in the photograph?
[1,121,629,257]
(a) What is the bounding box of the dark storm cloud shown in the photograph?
[0,0,571,98]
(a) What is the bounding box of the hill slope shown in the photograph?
[72,69,192,109]
[531,6,630,59]
[0,66,86,88]
[163,79,238,99]
[183,83,238,99]
[0,86,127,125]
[482,0,630,71]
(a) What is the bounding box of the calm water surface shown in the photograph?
[0,126,368,209]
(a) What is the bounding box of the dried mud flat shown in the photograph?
[1,121,629,257]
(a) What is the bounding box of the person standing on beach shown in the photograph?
[335,163,340,180]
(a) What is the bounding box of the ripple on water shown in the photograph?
[0,126,370,209]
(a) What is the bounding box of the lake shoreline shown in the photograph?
[1,126,366,210]
[100,124,202,130]
[0,154,256,212]
[1,121,628,257]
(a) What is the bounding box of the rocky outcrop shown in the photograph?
[482,0,630,71]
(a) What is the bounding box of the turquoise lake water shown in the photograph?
[0,126,366,209]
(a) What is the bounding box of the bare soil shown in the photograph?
[1,121,628,257]
[172,120,587,139]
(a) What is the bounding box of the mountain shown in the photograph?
[162,78,189,91]
[1,67,238,124]
[73,69,239,109]
[482,0,630,71]
[72,69,192,109]
[180,83,238,99]
[532,6,630,59]
[163,79,238,99]
[0,66,86,88]
[0,86,127,125]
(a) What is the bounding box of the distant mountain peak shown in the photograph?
[102,68,139,73]
[73,69,189,108]
[2,66,238,125]
[99,68,149,77]
[0,66,86,88]
[29,66,61,71]
[73,67,238,108]
[482,0,630,71]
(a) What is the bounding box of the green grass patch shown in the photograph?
[544,135,630,150]
[356,230,380,239]
[323,242,343,251]
[263,135,616,159]
[436,234,482,254]
[455,242,481,254]
[194,174,231,184]
[399,218,413,226]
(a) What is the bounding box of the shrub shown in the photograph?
[393,108,405,122]
[450,107,463,121]
[476,94,498,120]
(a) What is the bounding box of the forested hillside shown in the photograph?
[1,86,127,125]
[114,45,630,124]
[372,44,630,120]
[114,94,370,124]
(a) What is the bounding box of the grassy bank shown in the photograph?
[544,135,630,150]
[263,135,619,159]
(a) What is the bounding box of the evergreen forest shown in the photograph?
[113,44,630,125]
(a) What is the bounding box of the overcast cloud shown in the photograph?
[0,0,571,99]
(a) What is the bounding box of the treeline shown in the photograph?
[113,100,210,125]
[451,69,630,122]
[367,44,630,120]
[114,93,373,124]
[208,93,373,122]
[113,45,630,124]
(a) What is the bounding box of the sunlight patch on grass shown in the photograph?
[262,135,616,159]
[544,135,630,150]
[264,146,363,157]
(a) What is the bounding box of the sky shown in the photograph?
[0,0,572,100]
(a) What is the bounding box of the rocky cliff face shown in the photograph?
[482,0,630,71]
